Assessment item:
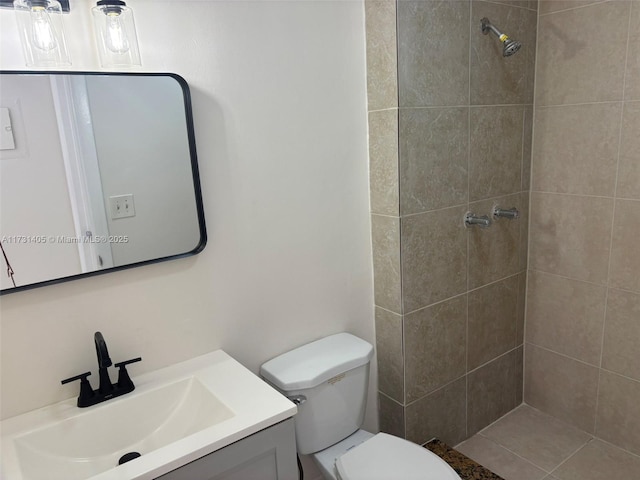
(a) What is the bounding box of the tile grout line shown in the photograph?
[538,0,612,18]
[527,267,640,295]
[464,432,555,475]
[547,438,595,476]
[402,271,524,318]
[392,0,408,439]
[465,0,472,440]
[528,191,640,203]
[522,0,542,409]
[526,341,640,385]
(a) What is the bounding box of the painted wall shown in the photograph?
[0,75,81,289]
[526,0,640,456]
[0,2,377,463]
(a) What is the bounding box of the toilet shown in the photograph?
[260,333,462,480]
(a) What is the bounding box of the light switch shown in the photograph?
[109,194,136,219]
[0,108,16,150]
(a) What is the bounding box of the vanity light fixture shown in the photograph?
[91,0,141,67]
[12,0,71,67]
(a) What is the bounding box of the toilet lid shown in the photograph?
[335,433,461,480]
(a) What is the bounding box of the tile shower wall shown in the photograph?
[365,0,537,446]
[526,0,640,456]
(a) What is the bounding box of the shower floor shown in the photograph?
[455,404,640,480]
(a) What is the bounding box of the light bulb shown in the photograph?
[104,11,130,54]
[30,6,57,51]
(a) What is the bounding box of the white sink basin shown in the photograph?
[1,351,297,480]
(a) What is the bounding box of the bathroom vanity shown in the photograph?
[0,351,298,480]
[157,418,296,480]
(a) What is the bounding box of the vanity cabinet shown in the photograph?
[157,418,297,480]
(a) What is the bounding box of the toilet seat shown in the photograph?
[335,433,461,480]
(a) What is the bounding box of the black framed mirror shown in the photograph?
[0,71,206,294]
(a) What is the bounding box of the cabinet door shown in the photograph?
[157,418,297,480]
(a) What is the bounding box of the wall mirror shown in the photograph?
[0,72,206,294]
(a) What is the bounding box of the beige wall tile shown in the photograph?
[378,392,406,438]
[554,439,640,480]
[375,307,404,402]
[397,0,470,107]
[602,289,640,382]
[525,344,599,433]
[468,350,520,435]
[405,377,467,446]
[468,195,522,288]
[481,404,591,472]
[596,371,640,456]
[470,107,524,202]
[609,199,640,293]
[535,1,629,106]
[526,270,606,365]
[371,214,402,313]
[471,2,537,105]
[531,103,621,196]
[399,107,469,215]
[404,295,467,402]
[402,205,468,311]
[365,0,398,111]
[369,109,399,216]
[625,1,640,101]
[616,102,640,200]
[468,277,519,370]
[529,193,613,284]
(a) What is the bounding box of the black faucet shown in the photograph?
[95,332,114,394]
[61,332,142,408]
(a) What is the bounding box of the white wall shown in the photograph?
[0,76,81,288]
[0,0,376,456]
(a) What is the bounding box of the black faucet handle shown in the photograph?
[114,357,142,369]
[61,371,92,385]
[61,372,96,408]
[114,357,141,392]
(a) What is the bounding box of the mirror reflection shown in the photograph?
[0,72,206,294]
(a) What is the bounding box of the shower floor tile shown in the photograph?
[455,404,640,480]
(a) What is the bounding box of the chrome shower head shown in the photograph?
[481,17,522,57]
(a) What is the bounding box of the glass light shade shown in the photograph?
[91,1,141,67]
[13,0,71,67]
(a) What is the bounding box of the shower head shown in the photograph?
[481,17,522,57]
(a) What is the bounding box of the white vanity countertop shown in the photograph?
[0,350,297,480]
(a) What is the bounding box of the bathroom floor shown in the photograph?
[455,404,640,480]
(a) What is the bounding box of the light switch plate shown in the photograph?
[109,194,135,219]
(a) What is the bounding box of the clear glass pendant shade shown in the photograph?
[92,1,141,67]
[13,0,71,67]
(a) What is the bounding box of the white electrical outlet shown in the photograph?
[109,194,135,219]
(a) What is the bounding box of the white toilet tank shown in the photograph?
[260,333,374,455]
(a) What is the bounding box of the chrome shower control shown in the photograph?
[493,206,520,220]
[464,212,491,228]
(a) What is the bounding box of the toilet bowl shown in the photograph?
[260,333,462,480]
